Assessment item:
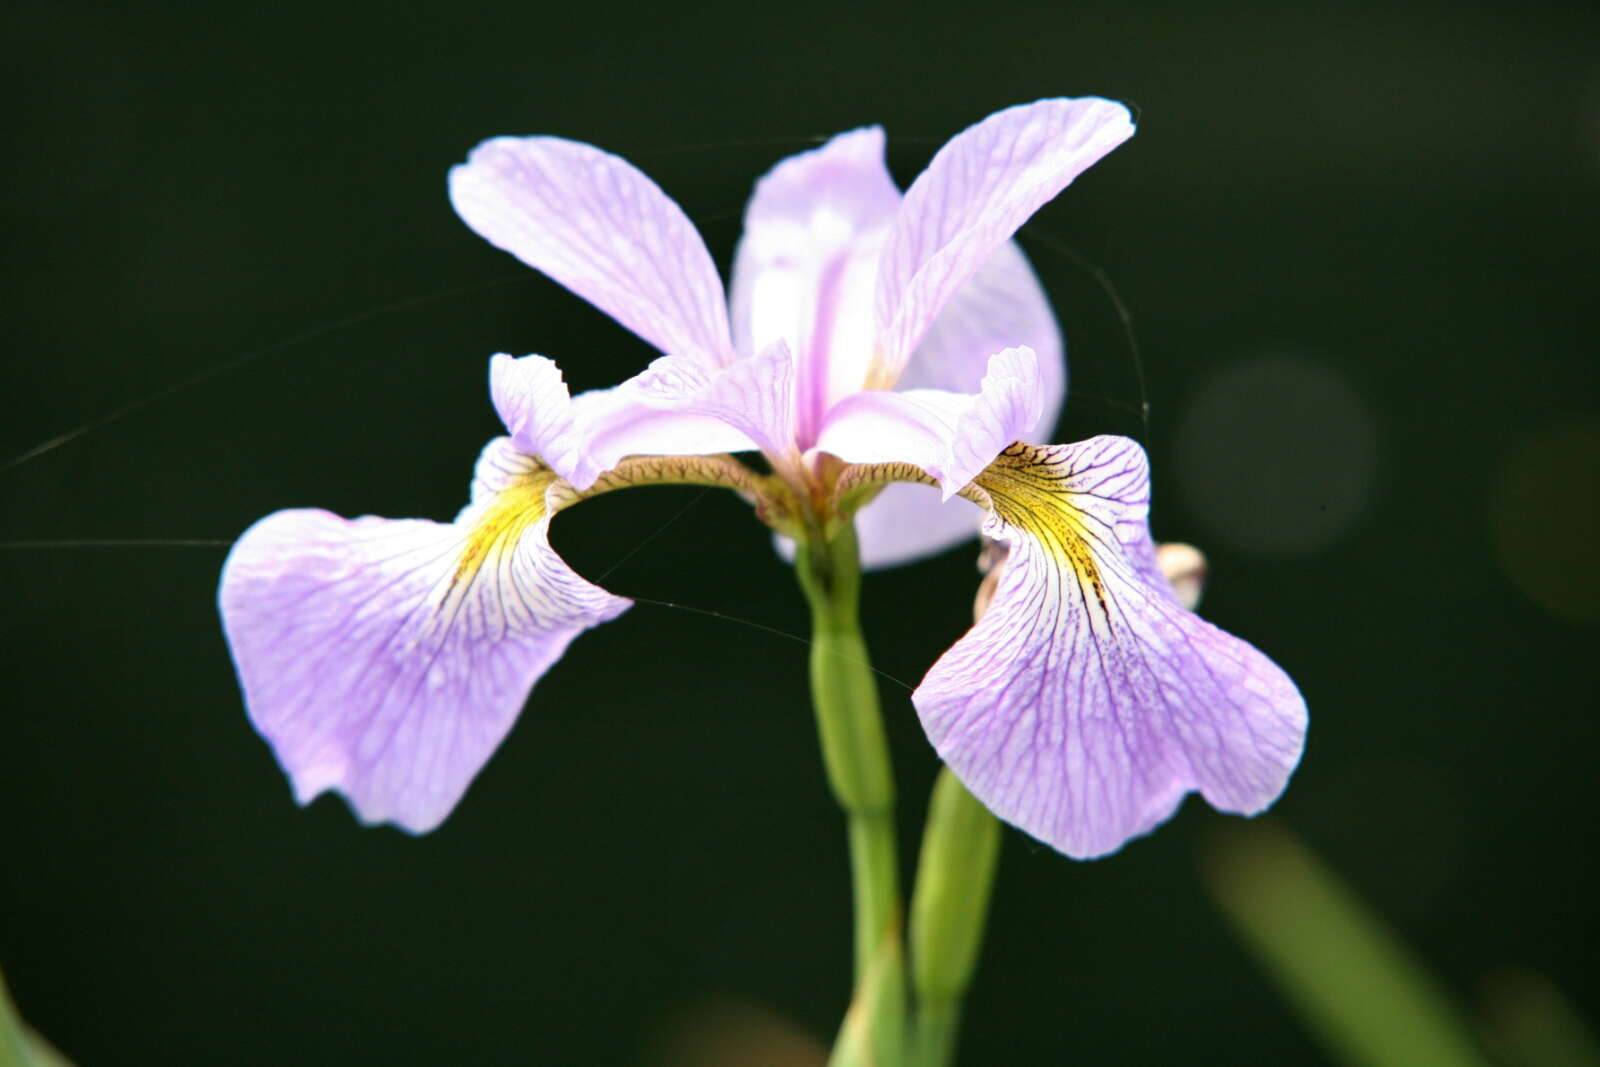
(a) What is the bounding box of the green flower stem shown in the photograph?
[847,811,900,979]
[909,767,1002,1067]
[910,1004,960,1067]
[794,521,905,1065]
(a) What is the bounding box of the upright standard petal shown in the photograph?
[873,98,1134,385]
[451,137,735,367]
[816,347,1044,498]
[850,482,991,570]
[728,127,902,445]
[851,241,1065,569]
[219,438,629,833]
[898,240,1064,436]
[914,438,1307,859]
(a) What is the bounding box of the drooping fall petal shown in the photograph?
[219,436,629,833]
[913,438,1306,859]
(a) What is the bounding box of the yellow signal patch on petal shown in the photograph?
[453,467,556,589]
[910,434,1307,859]
[967,443,1113,624]
[452,446,775,598]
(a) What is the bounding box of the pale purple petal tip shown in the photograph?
[450,136,734,367]
[943,347,1045,496]
[815,346,1043,498]
[489,353,583,481]
[913,436,1306,859]
[219,439,629,832]
[565,340,796,487]
[875,97,1135,384]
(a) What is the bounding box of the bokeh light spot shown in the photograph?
[1174,353,1379,555]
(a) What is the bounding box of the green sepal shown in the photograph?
[907,767,1001,1067]
[909,768,1000,1001]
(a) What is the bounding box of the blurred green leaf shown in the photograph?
[1201,819,1492,1067]
[1478,967,1600,1067]
[1,967,71,1067]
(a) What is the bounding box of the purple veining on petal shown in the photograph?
[943,348,1046,497]
[450,137,735,368]
[848,240,1063,569]
[490,352,583,480]
[796,252,850,447]
[815,347,1044,497]
[227,100,1163,836]
[874,98,1134,385]
[219,438,629,833]
[914,437,1306,859]
[564,340,797,488]
[728,127,901,448]
[899,239,1065,437]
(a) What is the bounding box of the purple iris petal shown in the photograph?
[850,483,988,570]
[447,102,1129,532]
[225,101,1159,835]
[564,340,798,490]
[491,350,584,479]
[450,137,735,368]
[844,242,1066,568]
[220,356,632,832]
[913,437,1307,859]
[816,347,1044,498]
[219,437,629,832]
[874,98,1135,386]
[727,123,1073,568]
[728,126,901,446]
[900,239,1064,434]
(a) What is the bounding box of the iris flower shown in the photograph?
[220,98,1306,859]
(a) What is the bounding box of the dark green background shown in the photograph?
[3,2,1595,1064]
